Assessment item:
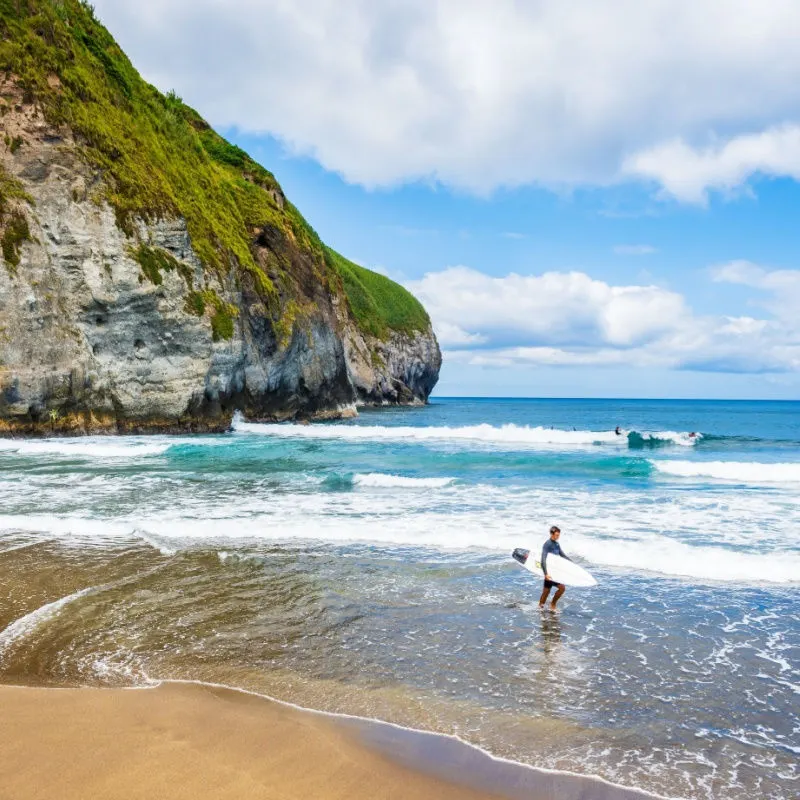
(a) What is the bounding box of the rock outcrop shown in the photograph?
[0,2,440,434]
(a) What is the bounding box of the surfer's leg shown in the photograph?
[539,583,552,607]
[550,584,566,608]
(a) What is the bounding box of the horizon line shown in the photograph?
[427,395,800,402]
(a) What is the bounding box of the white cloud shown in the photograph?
[435,322,488,347]
[407,267,689,349]
[710,259,767,286]
[407,265,800,374]
[712,260,800,321]
[624,125,800,203]
[93,0,800,198]
[712,260,800,294]
[613,245,657,256]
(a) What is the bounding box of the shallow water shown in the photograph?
[1,398,798,799]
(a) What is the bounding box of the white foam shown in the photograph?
[135,529,178,556]
[0,515,134,540]
[573,533,800,584]
[2,468,799,584]
[635,431,701,447]
[232,416,702,450]
[654,460,800,484]
[353,473,456,489]
[155,679,674,800]
[0,437,171,459]
[6,500,796,584]
[0,586,95,661]
[233,417,626,447]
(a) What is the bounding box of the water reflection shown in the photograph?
[539,609,563,655]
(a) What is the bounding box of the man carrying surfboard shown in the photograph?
[539,525,571,610]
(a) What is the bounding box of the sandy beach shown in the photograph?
[1,682,511,800]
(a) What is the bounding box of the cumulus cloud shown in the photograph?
[407,267,689,348]
[435,322,488,347]
[407,265,800,374]
[624,125,800,203]
[92,0,800,199]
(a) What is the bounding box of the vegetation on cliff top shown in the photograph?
[0,0,430,339]
[324,247,429,339]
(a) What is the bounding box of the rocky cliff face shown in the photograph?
[0,8,440,434]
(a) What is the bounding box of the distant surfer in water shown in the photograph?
[539,525,571,610]
[615,426,622,435]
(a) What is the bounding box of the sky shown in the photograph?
[92,0,800,399]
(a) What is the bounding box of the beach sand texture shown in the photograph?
[0,683,509,800]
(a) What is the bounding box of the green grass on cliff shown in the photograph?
[324,247,430,339]
[0,0,430,339]
[0,163,33,273]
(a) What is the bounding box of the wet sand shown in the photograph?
[0,682,663,800]
[1,682,513,800]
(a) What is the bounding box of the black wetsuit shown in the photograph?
[542,539,572,587]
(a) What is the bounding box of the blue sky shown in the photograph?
[93,0,800,399]
[229,134,800,398]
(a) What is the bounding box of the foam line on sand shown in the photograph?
[0,682,674,800]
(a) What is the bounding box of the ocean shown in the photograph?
[0,397,798,799]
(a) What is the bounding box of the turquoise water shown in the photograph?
[1,398,798,799]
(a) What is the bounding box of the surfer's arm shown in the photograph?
[541,542,549,575]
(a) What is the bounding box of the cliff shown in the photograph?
[0,0,440,434]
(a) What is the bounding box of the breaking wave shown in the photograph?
[353,473,456,489]
[232,417,699,450]
[653,460,800,484]
[2,502,799,584]
[0,438,171,459]
[627,430,701,448]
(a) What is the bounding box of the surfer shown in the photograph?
[539,525,571,610]
[615,426,622,435]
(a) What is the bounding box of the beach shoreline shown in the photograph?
[1,682,664,800]
[2,398,796,799]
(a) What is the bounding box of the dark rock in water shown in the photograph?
[0,3,440,435]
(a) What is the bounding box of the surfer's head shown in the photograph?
[549,525,561,539]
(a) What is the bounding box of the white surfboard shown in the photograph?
[512,547,597,587]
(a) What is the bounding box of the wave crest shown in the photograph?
[628,430,701,448]
[653,460,800,484]
[354,473,455,489]
[233,417,699,449]
[0,438,170,459]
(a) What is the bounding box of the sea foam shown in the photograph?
[232,417,698,449]
[4,491,798,584]
[0,586,95,661]
[0,438,171,459]
[653,460,800,484]
[353,473,456,489]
